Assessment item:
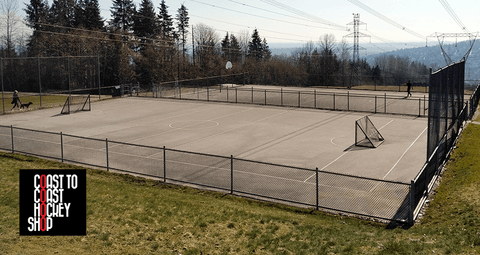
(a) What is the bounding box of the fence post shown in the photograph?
[235,87,237,103]
[10,125,14,153]
[106,138,109,171]
[281,88,283,106]
[67,56,71,98]
[207,86,210,102]
[38,57,42,108]
[316,167,319,211]
[375,95,377,114]
[230,155,234,195]
[333,93,336,110]
[409,180,415,225]
[163,146,166,182]
[1,58,4,115]
[227,85,229,102]
[60,132,64,163]
[97,55,101,100]
[251,87,254,103]
[424,95,426,116]
[264,89,267,105]
[314,90,316,109]
[298,91,300,108]
[384,93,387,114]
[347,91,350,111]
[419,98,421,117]
[179,86,182,100]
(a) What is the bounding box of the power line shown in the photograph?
[347,0,425,40]
[257,0,347,30]
[225,0,338,29]
[438,0,469,33]
[189,0,345,31]
[191,14,315,42]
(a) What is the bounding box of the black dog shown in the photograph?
[20,102,33,109]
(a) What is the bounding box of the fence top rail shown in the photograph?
[165,147,231,160]
[107,140,165,150]
[62,133,106,142]
[469,84,480,101]
[154,73,247,86]
[2,125,60,136]
[430,59,465,75]
[226,86,429,99]
[0,55,100,60]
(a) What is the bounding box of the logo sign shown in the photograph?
[19,169,86,236]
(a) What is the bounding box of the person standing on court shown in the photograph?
[11,90,21,110]
[406,80,412,97]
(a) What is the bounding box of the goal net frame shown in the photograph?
[61,95,91,114]
[355,116,384,148]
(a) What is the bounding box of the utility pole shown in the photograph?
[344,13,370,88]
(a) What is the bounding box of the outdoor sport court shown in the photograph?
[0,96,427,183]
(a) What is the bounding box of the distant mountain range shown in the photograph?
[270,40,480,86]
[365,41,480,86]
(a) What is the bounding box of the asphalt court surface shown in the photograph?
[0,96,428,183]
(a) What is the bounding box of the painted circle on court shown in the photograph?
[330,136,350,147]
[169,120,219,129]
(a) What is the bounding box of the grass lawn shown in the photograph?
[1,123,480,254]
[1,94,68,113]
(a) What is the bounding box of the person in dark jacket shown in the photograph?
[11,90,21,110]
[406,81,412,97]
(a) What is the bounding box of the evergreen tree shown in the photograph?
[229,34,241,63]
[84,0,104,30]
[49,0,77,28]
[248,29,264,61]
[221,33,230,59]
[261,38,271,61]
[158,0,175,40]
[24,0,49,55]
[24,0,49,31]
[134,0,157,39]
[110,0,136,32]
[176,4,189,57]
[74,0,86,28]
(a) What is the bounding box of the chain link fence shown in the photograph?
[0,56,118,114]
[0,125,412,223]
[412,60,480,221]
[131,81,429,117]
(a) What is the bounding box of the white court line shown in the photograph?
[368,126,428,192]
[304,119,394,183]
[108,106,255,150]
[382,126,428,180]
[154,108,293,154]
[64,103,228,145]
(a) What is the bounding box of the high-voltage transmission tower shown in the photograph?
[427,32,478,65]
[344,13,370,87]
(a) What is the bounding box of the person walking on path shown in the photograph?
[11,90,21,110]
[406,81,412,97]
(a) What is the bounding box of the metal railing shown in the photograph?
[0,125,411,223]
[136,84,429,117]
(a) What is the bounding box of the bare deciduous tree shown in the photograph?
[1,0,21,57]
